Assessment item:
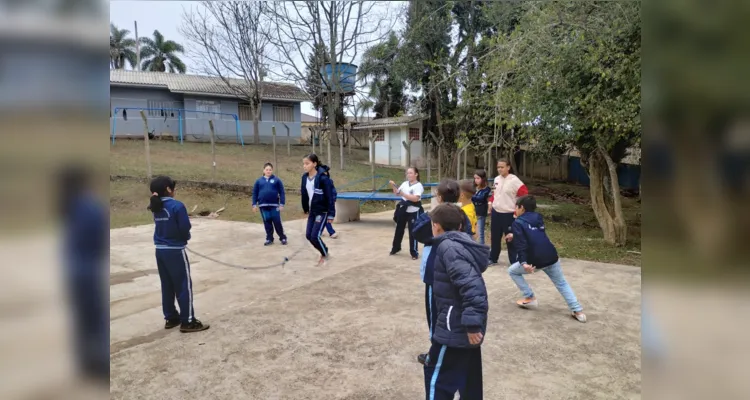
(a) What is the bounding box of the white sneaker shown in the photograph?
[572,312,587,323]
[330,232,339,239]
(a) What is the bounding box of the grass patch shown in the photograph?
[110,140,414,190]
[110,179,425,230]
[526,180,641,266]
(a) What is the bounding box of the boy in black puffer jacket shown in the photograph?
[423,203,489,400]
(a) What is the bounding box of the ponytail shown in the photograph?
[147,176,176,213]
[148,192,164,213]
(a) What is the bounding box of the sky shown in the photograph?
[110,1,405,117]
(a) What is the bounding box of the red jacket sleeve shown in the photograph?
[516,185,528,197]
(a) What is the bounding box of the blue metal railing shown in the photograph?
[111,107,243,146]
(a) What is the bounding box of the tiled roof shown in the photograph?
[110,70,310,102]
[350,115,426,130]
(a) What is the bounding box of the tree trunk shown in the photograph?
[285,123,291,156]
[402,139,414,167]
[252,107,261,145]
[339,129,344,170]
[426,142,432,183]
[588,150,627,246]
[327,135,332,167]
[312,127,316,154]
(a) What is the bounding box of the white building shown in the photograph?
[351,115,428,167]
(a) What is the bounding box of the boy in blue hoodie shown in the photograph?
[148,176,209,333]
[423,203,489,399]
[507,195,587,323]
[252,163,288,246]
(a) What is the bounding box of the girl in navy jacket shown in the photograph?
[148,176,209,333]
[300,154,336,265]
[252,163,288,246]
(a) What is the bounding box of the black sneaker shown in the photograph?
[264,240,273,246]
[389,249,400,256]
[180,319,210,333]
[281,238,288,245]
[417,353,429,365]
[164,319,180,329]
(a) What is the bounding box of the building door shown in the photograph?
[388,129,401,165]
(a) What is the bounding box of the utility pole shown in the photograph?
[134,20,140,70]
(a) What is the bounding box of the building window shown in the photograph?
[147,100,181,117]
[408,127,420,141]
[238,103,259,121]
[273,105,294,122]
[195,100,221,118]
[372,129,385,141]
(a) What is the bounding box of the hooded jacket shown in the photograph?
[430,231,490,348]
[412,207,475,284]
[252,174,286,208]
[300,165,336,217]
[511,211,559,268]
[152,197,192,249]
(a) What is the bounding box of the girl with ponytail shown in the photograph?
[148,176,209,333]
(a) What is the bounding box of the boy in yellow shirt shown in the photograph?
[459,180,478,241]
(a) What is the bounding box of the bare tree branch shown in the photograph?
[181,2,277,144]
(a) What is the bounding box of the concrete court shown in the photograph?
[110,209,641,400]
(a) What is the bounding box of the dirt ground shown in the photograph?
[110,209,641,400]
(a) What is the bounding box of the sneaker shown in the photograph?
[264,240,273,246]
[487,260,498,267]
[412,256,418,260]
[281,238,288,245]
[417,353,429,365]
[572,312,587,323]
[164,319,180,329]
[180,319,210,333]
[330,232,339,239]
[516,297,538,308]
[389,249,400,256]
[317,255,329,266]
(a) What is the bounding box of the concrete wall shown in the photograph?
[110,86,303,144]
[366,128,390,165]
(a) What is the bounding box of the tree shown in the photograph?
[265,1,394,169]
[488,2,641,246]
[182,2,274,144]
[139,29,187,73]
[359,32,406,119]
[110,23,137,70]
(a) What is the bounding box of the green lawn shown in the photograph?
[110,140,413,190]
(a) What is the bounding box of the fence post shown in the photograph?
[140,110,152,179]
[209,119,217,183]
[369,133,376,191]
[272,125,278,172]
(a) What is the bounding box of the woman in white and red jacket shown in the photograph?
[489,158,527,265]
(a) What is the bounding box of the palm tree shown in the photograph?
[110,23,137,69]
[139,30,187,73]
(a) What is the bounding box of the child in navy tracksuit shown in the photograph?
[507,195,587,323]
[471,169,492,245]
[423,203,489,399]
[300,153,336,266]
[148,176,209,333]
[252,163,288,246]
[412,179,478,366]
